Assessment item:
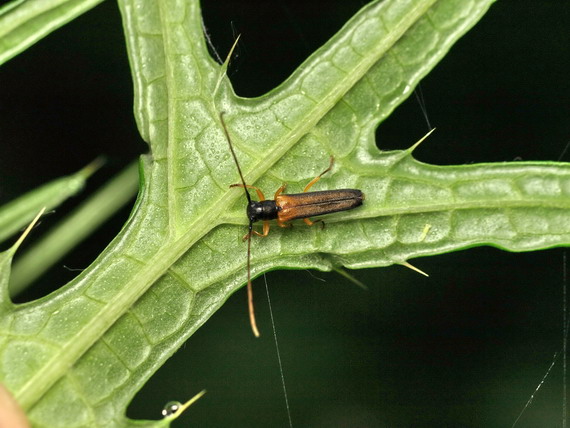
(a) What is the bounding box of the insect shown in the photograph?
[220,113,364,337]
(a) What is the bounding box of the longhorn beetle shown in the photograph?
[220,113,364,337]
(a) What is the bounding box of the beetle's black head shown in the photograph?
[247,200,279,223]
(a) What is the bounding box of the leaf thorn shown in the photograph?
[213,34,241,97]
[10,207,46,255]
[399,261,429,277]
[79,156,106,179]
[407,128,436,153]
[333,266,368,290]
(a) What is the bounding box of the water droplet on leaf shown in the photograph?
[161,401,182,417]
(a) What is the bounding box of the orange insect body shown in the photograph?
[276,189,364,223]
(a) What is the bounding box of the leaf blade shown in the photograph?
[0,0,104,65]
[0,159,102,245]
[9,162,139,295]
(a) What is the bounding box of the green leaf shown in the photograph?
[0,0,104,65]
[9,162,140,296]
[0,159,102,245]
[1,0,569,427]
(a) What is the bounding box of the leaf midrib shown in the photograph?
[16,0,438,411]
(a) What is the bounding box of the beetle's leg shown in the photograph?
[230,183,266,201]
[277,218,292,228]
[273,183,287,199]
[303,218,315,226]
[243,220,270,240]
[242,221,270,240]
[303,156,334,192]
[303,218,325,229]
[258,220,270,236]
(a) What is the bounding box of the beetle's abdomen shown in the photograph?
[276,189,363,222]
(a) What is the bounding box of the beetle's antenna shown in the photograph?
[246,223,260,337]
[219,112,251,204]
[220,112,259,337]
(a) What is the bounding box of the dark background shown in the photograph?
[1,0,569,427]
